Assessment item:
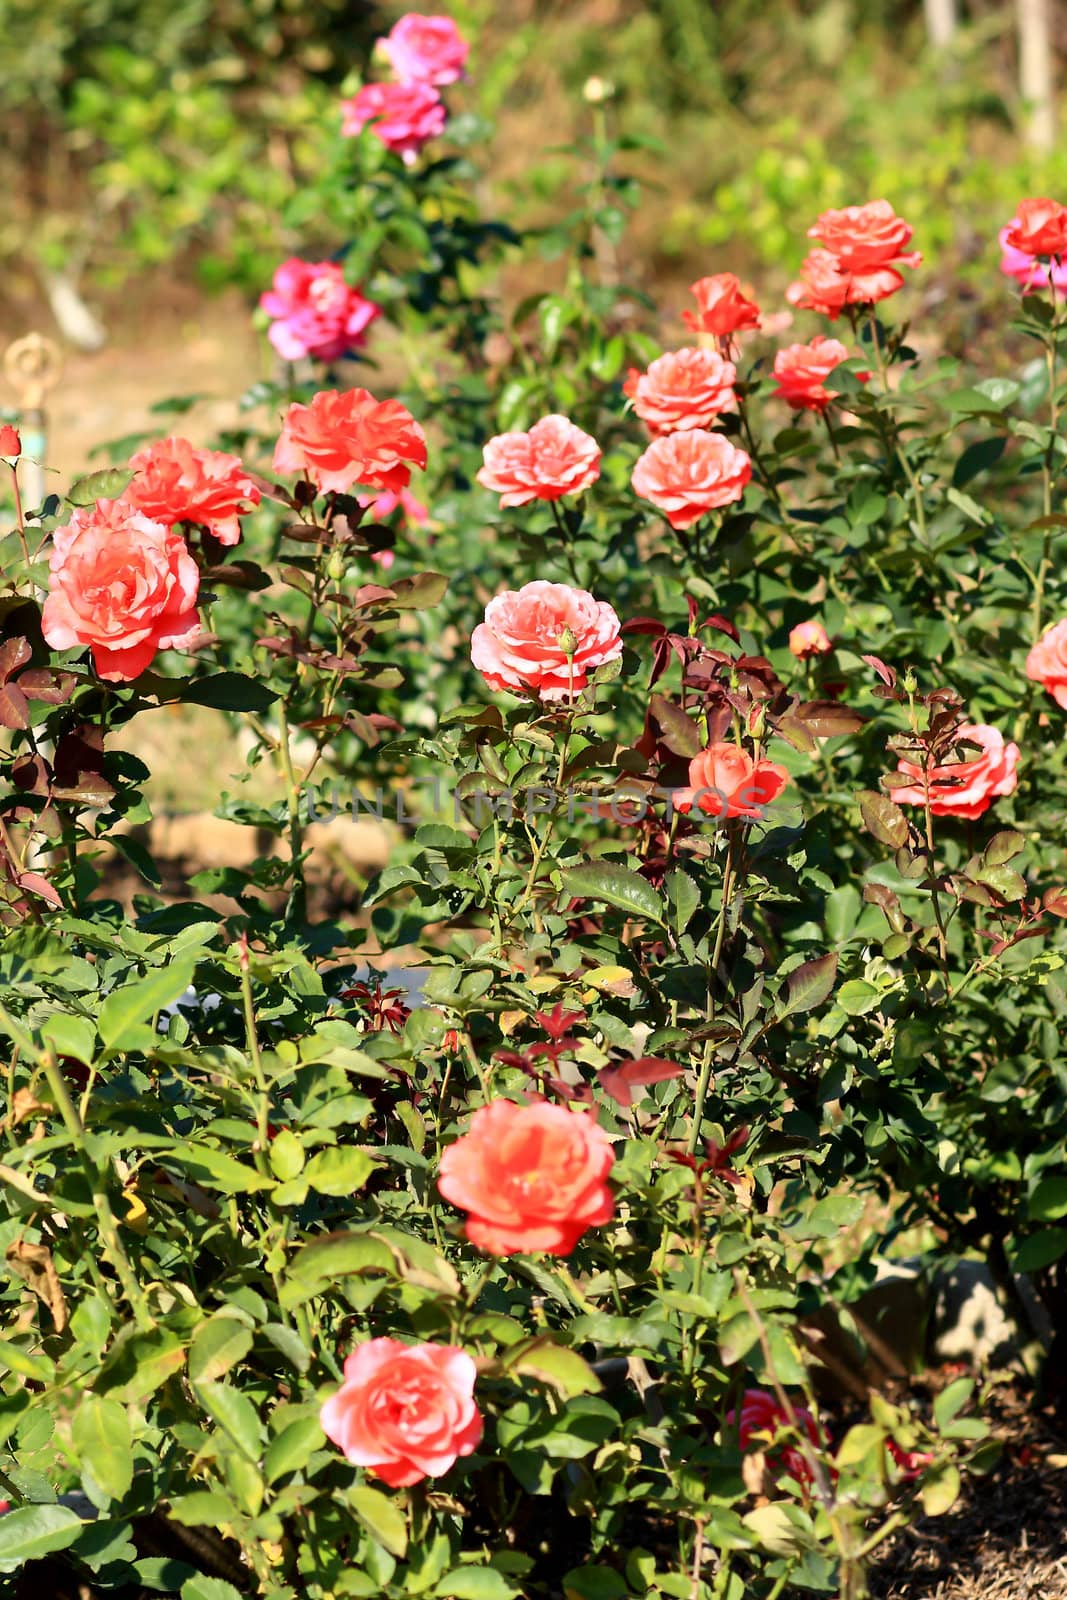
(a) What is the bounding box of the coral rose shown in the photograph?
[259,259,381,363]
[682,273,761,338]
[477,415,601,507]
[320,1339,482,1487]
[471,580,622,700]
[1003,198,1067,260]
[1027,619,1067,707]
[42,499,200,681]
[341,80,446,162]
[623,347,736,434]
[673,742,790,821]
[728,1388,822,1486]
[892,723,1020,820]
[999,227,1067,293]
[273,388,427,496]
[380,13,469,85]
[631,429,751,529]
[772,335,867,413]
[0,425,20,459]
[807,200,920,275]
[786,249,906,319]
[789,620,832,658]
[125,437,261,547]
[438,1098,615,1255]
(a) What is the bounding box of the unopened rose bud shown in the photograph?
[558,626,578,656]
[0,425,21,460]
[326,550,346,582]
[583,76,614,104]
[747,703,767,741]
[902,669,918,695]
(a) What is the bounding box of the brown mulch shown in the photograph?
[869,1381,1067,1600]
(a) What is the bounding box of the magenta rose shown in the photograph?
[341,80,446,162]
[380,13,469,85]
[259,259,381,362]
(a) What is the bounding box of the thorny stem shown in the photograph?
[277,703,307,922]
[9,464,28,567]
[866,309,927,543]
[1031,284,1062,645]
[687,834,734,1155]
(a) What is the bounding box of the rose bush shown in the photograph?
[2,12,1067,1600]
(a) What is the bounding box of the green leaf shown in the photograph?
[778,953,837,1017]
[387,571,449,610]
[264,1413,325,1483]
[933,1377,973,1431]
[180,672,278,712]
[836,979,882,1016]
[181,1580,245,1600]
[787,1194,865,1240]
[188,1314,255,1383]
[920,1461,961,1517]
[168,1492,238,1528]
[348,1483,409,1558]
[67,467,134,506]
[434,1570,520,1600]
[1011,1227,1067,1273]
[560,864,664,925]
[665,868,700,934]
[0,1505,83,1570]
[38,1012,95,1066]
[98,957,197,1052]
[857,790,908,848]
[72,1395,133,1505]
[507,1338,601,1397]
[194,1380,265,1462]
[303,1146,379,1197]
[164,1146,273,1195]
[1029,1176,1067,1221]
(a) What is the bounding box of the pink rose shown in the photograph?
[806,200,920,275]
[786,249,906,320]
[673,743,790,821]
[772,336,868,414]
[357,486,430,527]
[438,1099,615,1256]
[42,499,199,681]
[380,13,469,85]
[341,81,446,162]
[320,1339,482,1487]
[623,347,737,434]
[124,436,261,547]
[999,226,1067,293]
[789,620,832,658]
[471,579,622,700]
[892,723,1020,820]
[477,415,601,507]
[631,430,751,529]
[260,259,381,362]
[1026,618,1067,707]
[273,388,427,496]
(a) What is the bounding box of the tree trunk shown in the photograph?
[923,0,958,50]
[1017,0,1056,152]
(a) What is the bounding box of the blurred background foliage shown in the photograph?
[2,0,1067,322]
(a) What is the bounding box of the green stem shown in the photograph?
[278,704,307,922]
[687,837,734,1155]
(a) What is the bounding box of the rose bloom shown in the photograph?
[380,13,469,84]
[0,424,20,459]
[999,227,1067,293]
[124,437,261,547]
[893,723,1020,820]
[320,1339,482,1487]
[438,1098,615,1255]
[259,259,381,362]
[631,429,751,529]
[273,388,427,496]
[1026,619,1067,707]
[471,579,622,700]
[42,499,199,681]
[789,619,832,658]
[623,347,737,434]
[807,199,920,275]
[674,742,790,821]
[772,335,866,414]
[786,249,906,319]
[477,415,601,508]
[1003,198,1067,260]
[682,273,761,338]
[340,80,446,162]
[728,1388,822,1485]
